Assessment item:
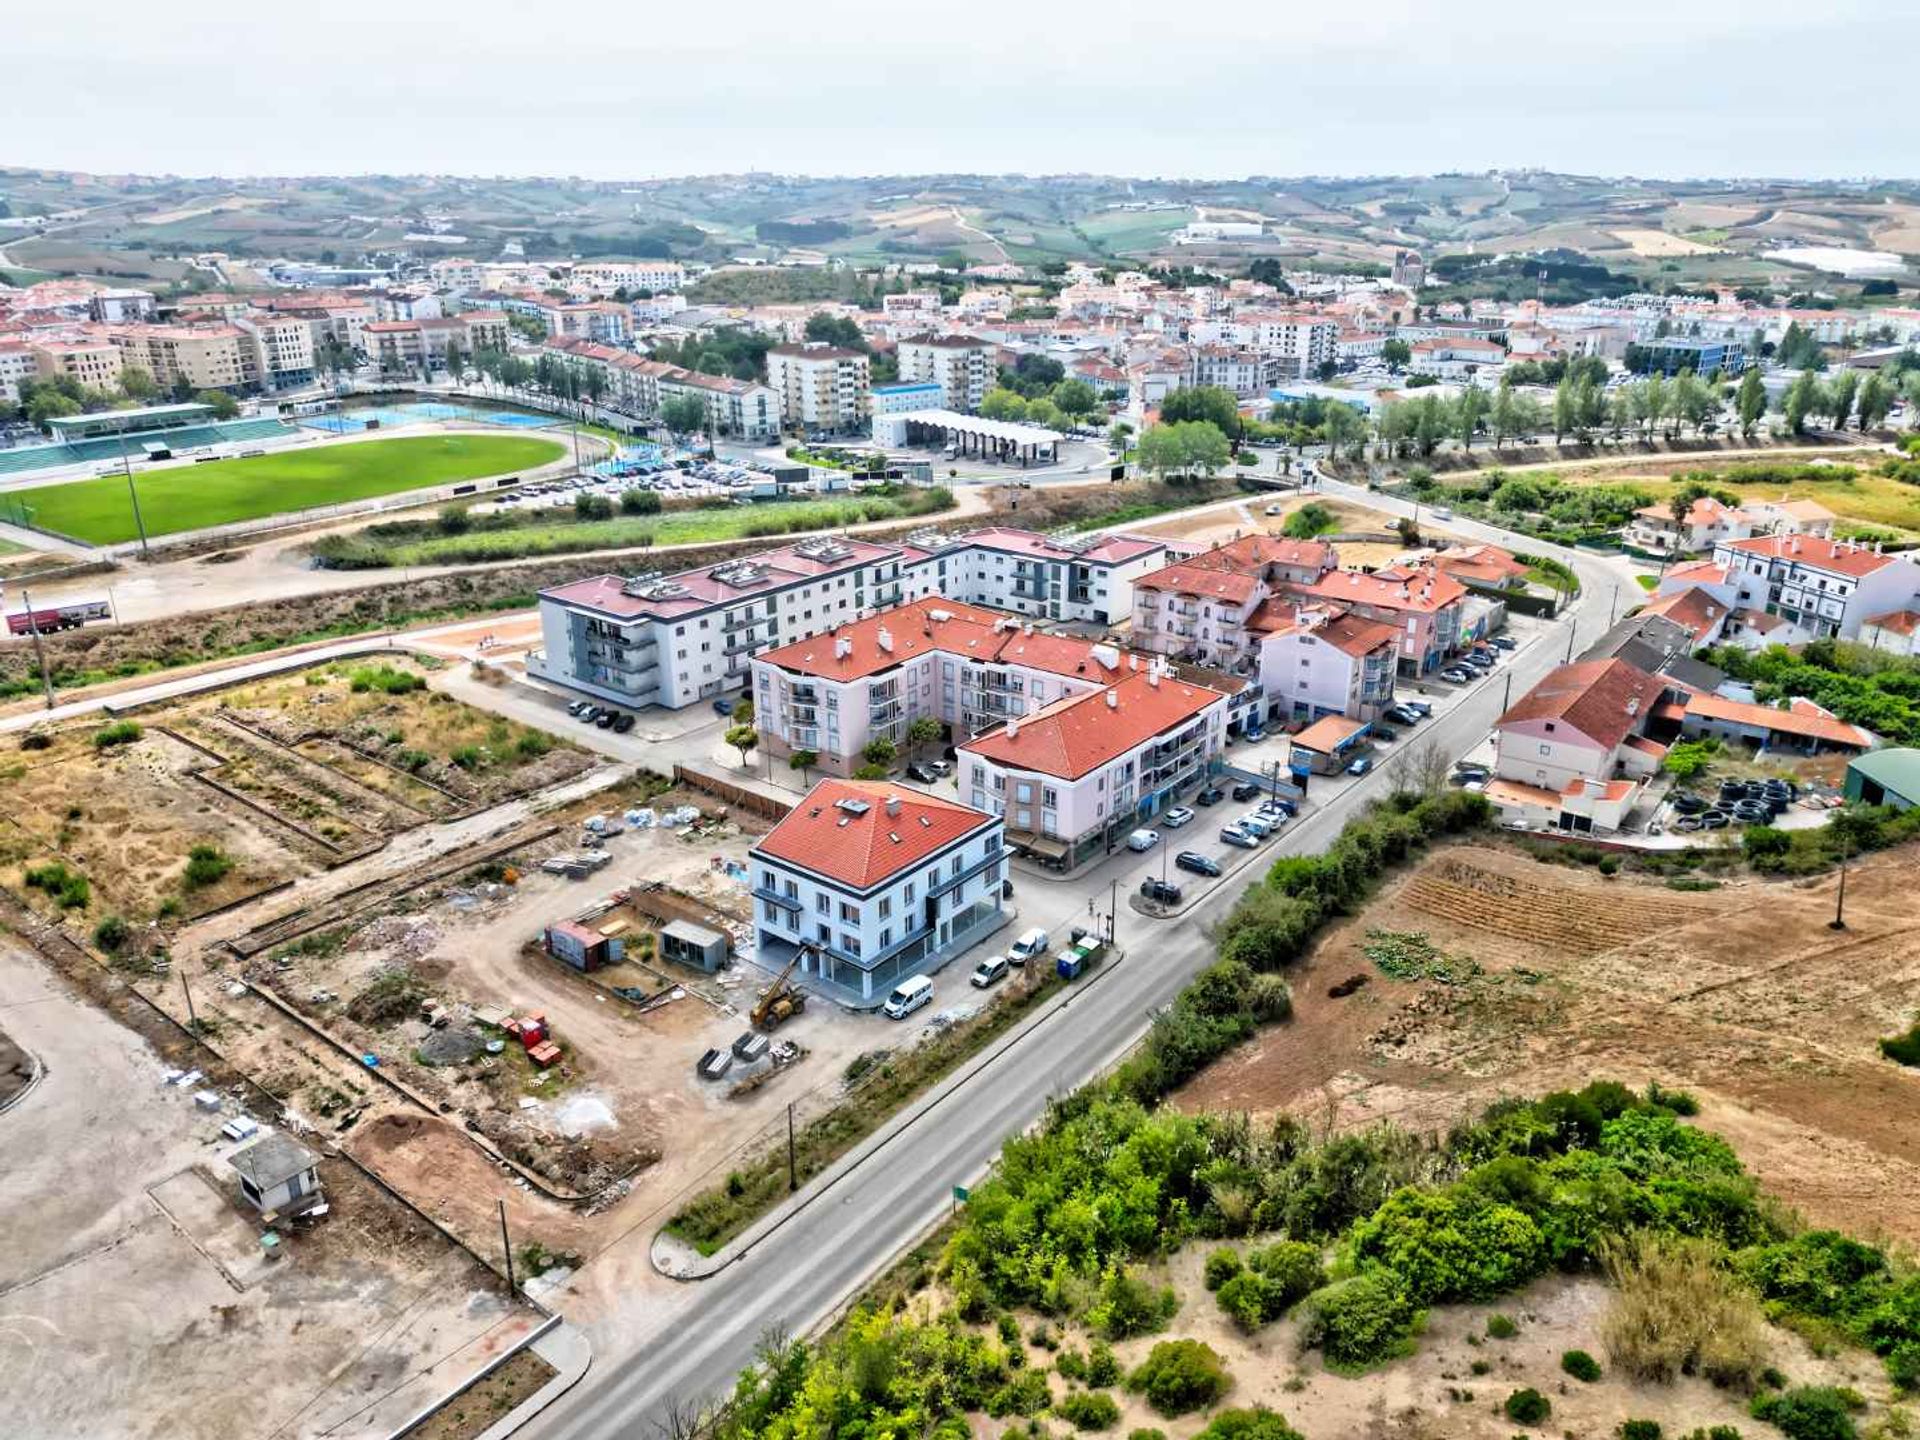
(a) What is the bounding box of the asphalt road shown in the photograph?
[530,512,1631,1436]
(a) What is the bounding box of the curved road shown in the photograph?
[528,502,1635,1436]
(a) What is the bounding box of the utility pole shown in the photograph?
[1502,671,1513,713]
[19,587,53,711]
[1564,620,1578,664]
[119,438,151,559]
[1608,583,1621,626]
[1107,878,1118,946]
[180,966,198,1031]
[1830,838,1851,931]
[498,1199,516,1294]
[786,1103,797,1192]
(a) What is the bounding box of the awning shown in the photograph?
[1006,829,1070,861]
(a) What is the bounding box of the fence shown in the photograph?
[673,764,795,821]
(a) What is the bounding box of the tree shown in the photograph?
[803,312,867,350]
[907,716,943,760]
[118,367,159,403]
[1321,400,1364,458]
[620,487,662,515]
[724,724,759,768]
[662,394,708,436]
[1160,385,1243,440]
[1282,502,1335,539]
[1489,379,1520,448]
[443,337,467,382]
[1107,420,1134,453]
[189,389,238,420]
[1782,370,1819,435]
[1670,370,1713,437]
[1025,397,1064,431]
[1049,378,1099,420]
[980,387,1029,422]
[861,737,897,769]
[1135,424,1185,481]
[788,749,817,786]
[1857,372,1895,431]
[1178,420,1231,476]
[1552,379,1575,444]
[1381,338,1412,372]
[1455,387,1489,451]
[26,390,81,428]
[1827,369,1860,430]
[1736,367,1767,439]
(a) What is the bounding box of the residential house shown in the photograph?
[1624,496,1753,555]
[1710,533,1920,642]
[750,780,1007,1004]
[1251,602,1400,724]
[1676,693,1872,755]
[1490,658,1668,831]
[1291,563,1467,676]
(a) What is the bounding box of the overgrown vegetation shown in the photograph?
[181,843,233,890]
[91,720,142,750]
[24,860,90,908]
[1704,640,1920,748]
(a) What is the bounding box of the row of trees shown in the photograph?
[6,369,237,429]
[979,377,1102,429]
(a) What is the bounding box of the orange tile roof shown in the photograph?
[1292,714,1369,752]
[1134,561,1263,604]
[755,597,1134,684]
[1498,658,1661,751]
[1682,693,1872,749]
[1637,586,1727,642]
[1295,563,1466,614]
[1722,533,1901,578]
[961,669,1223,780]
[1311,612,1403,657]
[1866,609,1920,637]
[753,780,996,891]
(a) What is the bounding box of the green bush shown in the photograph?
[514,731,553,759]
[1056,1391,1121,1430]
[1748,1386,1865,1440]
[1504,1388,1551,1426]
[986,1368,1052,1418]
[1085,1341,1121,1389]
[1486,1313,1519,1339]
[348,665,425,695]
[1620,1423,1663,1440]
[92,914,129,951]
[1216,1271,1278,1332]
[1127,1339,1232,1417]
[1298,1273,1423,1370]
[1128,1431,1168,1440]
[1562,1348,1603,1382]
[91,720,142,750]
[1093,1266,1176,1340]
[182,844,232,889]
[1204,1248,1243,1291]
[1192,1410,1306,1440]
[1881,1018,1920,1067]
[449,745,487,771]
[620,488,662,514]
[24,861,90,909]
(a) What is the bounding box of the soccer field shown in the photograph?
[5,433,567,545]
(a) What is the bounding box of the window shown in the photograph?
[839,901,857,922]
[1539,743,1551,755]
[878,927,891,948]
[904,882,915,904]
[841,933,861,956]
[878,897,892,919]
[816,893,829,914]
[783,879,797,899]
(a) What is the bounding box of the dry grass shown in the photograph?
[1601,1234,1770,1388]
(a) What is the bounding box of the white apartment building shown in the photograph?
[1130,535,1340,670]
[1710,533,1920,642]
[923,526,1168,626]
[0,342,38,402]
[1252,604,1401,724]
[749,780,1007,1004]
[751,597,1133,775]
[533,537,927,710]
[766,343,871,433]
[1246,314,1338,380]
[897,334,996,412]
[570,260,684,296]
[234,313,317,390]
[539,337,778,439]
[1186,346,1273,397]
[960,664,1228,870]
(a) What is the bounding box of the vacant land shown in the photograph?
[1176,842,1920,1246]
[14,433,565,544]
[1609,226,1726,256]
[0,657,584,927]
[0,941,543,1440]
[1582,461,1920,534]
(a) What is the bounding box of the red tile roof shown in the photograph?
[1310,612,1403,657]
[1498,658,1661,751]
[1134,561,1263,604]
[756,597,1136,684]
[1682,693,1872,749]
[961,669,1223,779]
[753,780,996,890]
[1721,533,1901,578]
[1637,586,1728,643]
[1866,609,1920,637]
[1295,563,1466,614]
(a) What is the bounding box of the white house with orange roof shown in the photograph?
[1251,603,1402,724]
[1624,495,1753,556]
[1291,562,1468,676]
[1709,533,1920,642]
[959,663,1228,869]
[749,597,1135,775]
[1744,496,1836,540]
[1861,609,1920,657]
[1489,658,1672,833]
[749,779,1006,1004]
[1130,535,1339,669]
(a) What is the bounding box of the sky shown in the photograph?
[7,0,1917,182]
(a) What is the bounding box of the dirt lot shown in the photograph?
[1176,842,1920,1246]
[0,657,588,931]
[1133,494,1459,566]
[0,940,543,1440]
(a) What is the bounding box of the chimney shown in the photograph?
[1147,667,1161,688]
[834,636,853,658]
[1007,717,1020,738]
[877,626,894,653]
[885,795,901,818]
[1105,690,1118,709]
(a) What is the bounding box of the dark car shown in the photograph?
[905,761,939,783]
[1175,851,1222,877]
[1194,786,1225,807]
[1231,781,1263,802]
[1491,635,1517,651]
[613,712,635,733]
[1449,766,1490,786]
[1140,877,1183,905]
[712,697,736,717]
[1372,725,1398,744]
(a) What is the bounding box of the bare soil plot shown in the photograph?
[1176,843,1920,1245]
[1609,227,1726,257]
[0,940,543,1440]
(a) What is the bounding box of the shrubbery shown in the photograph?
[348,665,425,695]
[1561,1347,1602,1382]
[1127,1340,1232,1416]
[1056,1390,1121,1430]
[1297,1271,1423,1370]
[1214,1241,1326,1331]
[1504,1387,1551,1425]
[1603,1234,1769,1388]
[182,844,232,889]
[1880,1018,1920,1067]
[91,720,142,750]
[24,860,89,908]
[1192,1410,1306,1440]
[1749,1386,1866,1440]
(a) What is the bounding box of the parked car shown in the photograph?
[1373,725,1398,744]
[905,761,940,783]
[1449,766,1490,786]
[1400,699,1434,718]
[1346,755,1374,776]
[613,712,635,733]
[1126,828,1161,852]
[1231,781,1263,802]
[567,700,591,717]
[1239,813,1277,840]
[1007,927,1049,964]
[1386,704,1423,726]
[883,975,934,1019]
[924,758,953,776]
[1194,786,1225,807]
[1219,825,1259,849]
[1490,635,1517,651]
[970,955,1010,989]
[1440,667,1475,684]
[711,697,736,717]
[1162,806,1195,829]
[1175,851,1222,877]
[594,711,616,728]
[1140,877,1182,905]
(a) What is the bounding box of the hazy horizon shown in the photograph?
[8,0,1917,184]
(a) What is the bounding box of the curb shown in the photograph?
[650,943,1129,1282]
[470,1322,594,1440]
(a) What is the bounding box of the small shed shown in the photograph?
[659,919,729,973]
[1289,714,1371,775]
[1846,748,1920,812]
[227,1131,322,1217]
[545,919,623,972]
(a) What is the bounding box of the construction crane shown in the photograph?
[751,947,813,1032]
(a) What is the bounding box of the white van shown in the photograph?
[883,974,934,1020]
[1007,928,1050,965]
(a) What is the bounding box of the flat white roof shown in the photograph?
[892,408,1065,444]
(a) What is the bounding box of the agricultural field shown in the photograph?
[13,433,565,545]
[1608,227,1726,257]
[0,656,586,930]
[1175,842,1920,1247]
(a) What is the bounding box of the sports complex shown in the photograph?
[0,398,572,546]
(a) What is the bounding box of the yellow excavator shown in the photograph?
[751,947,812,1031]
